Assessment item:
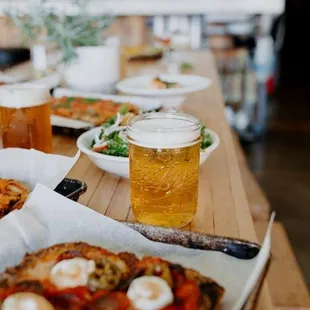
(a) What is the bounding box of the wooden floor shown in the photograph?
[243,79,310,288]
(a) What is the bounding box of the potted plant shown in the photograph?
[8,0,118,93]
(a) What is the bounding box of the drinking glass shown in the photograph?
[128,112,201,228]
[0,84,53,153]
[155,34,172,66]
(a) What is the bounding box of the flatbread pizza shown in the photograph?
[0,242,224,309]
[50,97,139,126]
[0,179,29,219]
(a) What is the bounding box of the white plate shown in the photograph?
[30,72,61,89]
[0,72,19,84]
[116,74,212,97]
[77,127,220,178]
[0,71,61,89]
[51,115,93,129]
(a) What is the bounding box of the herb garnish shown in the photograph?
[200,126,213,149]
[91,118,213,157]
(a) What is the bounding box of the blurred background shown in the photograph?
[0,0,309,305]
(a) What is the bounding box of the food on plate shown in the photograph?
[0,179,29,219]
[50,96,139,126]
[124,46,163,60]
[0,242,225,309]
[150,77,180,89]
[90,106,133,156]
[91,117,214,157]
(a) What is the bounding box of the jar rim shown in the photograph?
[0,83,51,109]
[128,111,201,134]
[127,112,201,149]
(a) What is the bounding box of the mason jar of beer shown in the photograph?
[127,112,201,228]
[0,84,53,153]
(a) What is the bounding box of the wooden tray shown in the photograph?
[123,222,270,310]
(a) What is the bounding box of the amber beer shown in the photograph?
[0,84,53,153]
[128,112,201,228]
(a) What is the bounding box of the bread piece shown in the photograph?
[0,179,29,219]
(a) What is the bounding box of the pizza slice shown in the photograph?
[0,179,29,219]
[150,77,180,89]
[50,96,140,126]
[0,242,138,309]
[0,243,225,310]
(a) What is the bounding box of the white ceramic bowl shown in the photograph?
[199,128,220,165]
[77,127,220,178]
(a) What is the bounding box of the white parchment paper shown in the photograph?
[0,184,272,310]
[0,72,19,83]
[0,148,80,190]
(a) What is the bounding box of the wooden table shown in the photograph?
[53,50,273,309]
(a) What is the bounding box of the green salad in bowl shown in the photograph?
[90,111,214,157]
[77,110,220,178]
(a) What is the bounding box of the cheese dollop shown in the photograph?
[127,276,173,310]
[50,258,95,289]
[2,292,54,310]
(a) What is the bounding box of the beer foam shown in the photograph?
[128,113,201,149]
[0,84,51,108]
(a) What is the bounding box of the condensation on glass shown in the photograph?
[127,112,201,228]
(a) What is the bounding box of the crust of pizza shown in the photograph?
[0,242,138,291]
[0,179,29,219]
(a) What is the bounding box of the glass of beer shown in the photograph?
[0,84,53,153]
[127,112,201,228]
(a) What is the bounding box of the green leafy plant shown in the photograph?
[7,0,114,63]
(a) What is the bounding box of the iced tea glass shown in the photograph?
[128,112,201,228]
